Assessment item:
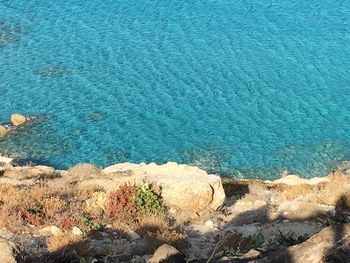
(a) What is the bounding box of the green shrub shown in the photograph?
[81,215,102,231]
[134,185,162,215]
[106,184,162,221]
[251,232,264,249]
[79,257,96,263]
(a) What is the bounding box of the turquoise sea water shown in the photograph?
[1,0,350,179]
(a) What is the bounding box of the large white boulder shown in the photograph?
[102,162,226,216]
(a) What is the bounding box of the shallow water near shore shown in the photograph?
[1,1,350,179]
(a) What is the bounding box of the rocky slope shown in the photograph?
[0,157,350,263]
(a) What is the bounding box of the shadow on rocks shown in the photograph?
[11,191,350,263]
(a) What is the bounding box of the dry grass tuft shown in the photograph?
[67,163,103,181]
[135,214,189,254]
[0,180,104,234]
[286,202,322,220]
[279,184,316,201]
[248,181,268,196]
[3,166,58,180]
[311,177,349,206]
[42,197,66,218]
[85,191,107,214]
[0,184,24,208]
[3,168,35,180]
[136,214,171,234]
[47,233,83,253]
[0,170,190,258]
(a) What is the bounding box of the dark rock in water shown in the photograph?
[85,111,107,124]
[105,148,130,163]
[0,24,19,46]
[0,19,26,47]
[26,115,45,122]
[0,33,18,46]
[337,160,350,176]
[178,146,234,176]
[36,65,70,77]
[0,114,46,135]
[0,119,71,166]
[269,140,350,178]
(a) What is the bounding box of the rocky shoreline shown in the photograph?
[0,157,349,263]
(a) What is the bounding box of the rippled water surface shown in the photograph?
[1,0,350,178]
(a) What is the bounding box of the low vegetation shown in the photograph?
[221,232,265,257]
[0,170,187,259]
[0,180,164,231]
[67,163,103,181]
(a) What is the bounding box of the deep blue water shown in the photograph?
[1,0,350,179]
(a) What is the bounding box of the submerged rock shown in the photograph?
[0,18,27,48]
[0,114,44,139]
[37,66,69,77]
[178,146,233,177]
[0,119,71,165]
[338,160,350,176]
[85,111,107,124]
